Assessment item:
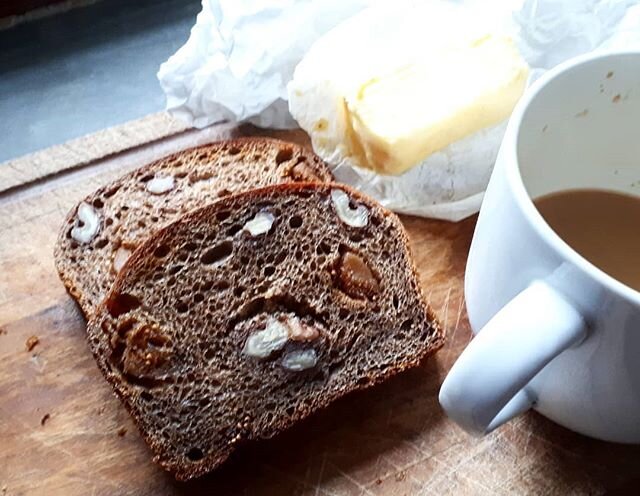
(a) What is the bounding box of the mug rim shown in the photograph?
[505,49,640,305]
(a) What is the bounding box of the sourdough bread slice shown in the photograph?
[86,182,444,480]
[54,138,332,317]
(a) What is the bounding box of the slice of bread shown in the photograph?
[54,138,333,317]
[86,182,443,480]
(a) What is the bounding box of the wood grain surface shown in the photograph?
[1,125,640,495]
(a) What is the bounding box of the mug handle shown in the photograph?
[439,280,588,435]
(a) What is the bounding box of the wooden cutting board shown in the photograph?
[1,116,639,496]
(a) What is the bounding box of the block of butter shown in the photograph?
[289,1,528,176]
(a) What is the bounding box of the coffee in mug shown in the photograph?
[534,188,640,292]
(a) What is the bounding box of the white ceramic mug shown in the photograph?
[439,51,640,442]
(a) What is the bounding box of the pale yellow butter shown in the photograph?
[343,35,529,175]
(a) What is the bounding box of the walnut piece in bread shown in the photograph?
[331,188,369,227]
[71,202,100,244]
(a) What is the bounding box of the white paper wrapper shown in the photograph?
[159,0,640,221]
[158,0,373,129]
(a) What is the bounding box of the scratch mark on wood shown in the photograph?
[418,436,496,495]
[444,295,467,365]
[315,451,328,496]
[331,462,376,496]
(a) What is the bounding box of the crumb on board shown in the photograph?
[395,471,406,482]
[0,327,6,335]
[26,336,39,352]
[41,413,50,426]
[117,426,127,437]
[607,71,614,78]
[375,478,383,485]
[2,484,7,495]
[575,109,589,118]
[613,94,621,103]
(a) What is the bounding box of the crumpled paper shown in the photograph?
[158,0,640,220]
[158,0,372,129]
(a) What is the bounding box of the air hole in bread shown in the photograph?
[193,293,204,304]
[186,447,204,462]
[218,188,232,198]
[350,232,365,243]
[228,146,241,156]
[401,319,413,331]
[227,224,243,236]
[153,244,170,258]
[392,295,400,310]
[275,147,293,165]
[92,198,104,209]
[140,391,153,402]
[106,293,141,318]
[201,280,213,292]
[264,265,275,277]
[176,301,189,313]
[105,218,114,226]
[94,238,108,249]
[103,185,120,198]
[168,264,184,275]
[234,286,246,298]
[203,348,215,360]
[274,252,287,265]
[140,174,154,183]
[216,211,231,222]
[200,240,233,265]
[175,170,188,179]
[214,280,230,291]
[289,215,303,228]
[357,377,370,386]
[317,241,331,255]
[183,242,198,252]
